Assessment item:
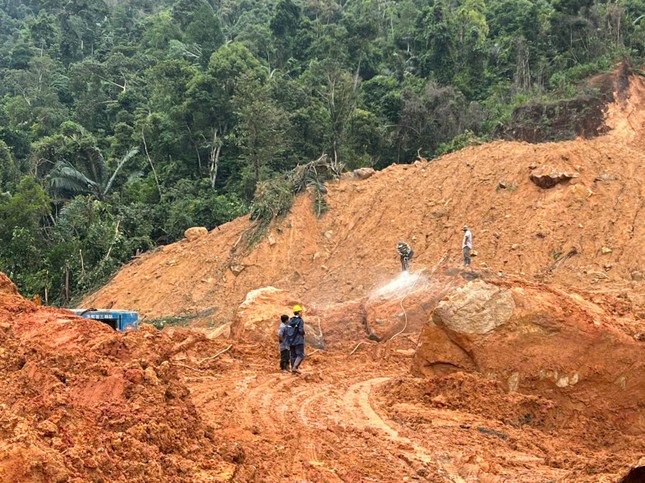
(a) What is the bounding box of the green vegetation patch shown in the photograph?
[246,156,341,247]
[148,307,217,330]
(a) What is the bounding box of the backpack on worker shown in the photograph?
[286,316,301,345]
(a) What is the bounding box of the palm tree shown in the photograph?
[48,147,139,201]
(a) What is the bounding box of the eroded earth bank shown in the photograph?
[1,70,644,482]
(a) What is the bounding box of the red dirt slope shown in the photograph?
[0,273,235,481]
[84,73,645,327]
[218,270,644,480]
[413,278,644,438]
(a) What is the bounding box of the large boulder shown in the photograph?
[228,273,463,350]
[184,226,208,241]
[341,167,375,181]
[413,280,645,435]
[229,287,324,348]
[313,299,368,351]
[352,167,375,180]
[529,164,579,188]
[433,280,514,334]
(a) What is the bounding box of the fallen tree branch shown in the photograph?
[549,247,579,272]
[350,342,364,355]
[197,344,233,364]
[167,336,202,358]
[185,375,222,381]
[142,127,162,199]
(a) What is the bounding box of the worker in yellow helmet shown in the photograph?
[286,305,306,374]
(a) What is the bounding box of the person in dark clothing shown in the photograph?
[277,314,291,371]
[397,241,414,272]
[287,305,306,374]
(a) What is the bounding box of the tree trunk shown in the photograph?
[64,268,70,305]
[209,128,223,190]
[186,123,202,172]
[253,155,260,188]
[514,36,531,92]
[142,128,162,199]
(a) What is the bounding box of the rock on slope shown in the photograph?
[83,72,645,327]
[226,268,471,351]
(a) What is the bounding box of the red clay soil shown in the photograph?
[188,336,644,482]
[0,273,237,481]
[84,74,645,327]
[1,275,644,480]
[7,71,641,481]
[410,277,645,474]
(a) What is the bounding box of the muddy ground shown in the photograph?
[2,263,643,481]
[187,339,642,482]
[3,71,644,481]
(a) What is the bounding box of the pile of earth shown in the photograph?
[84,71,645,329]
[376,370,642,481]
[228,267,468,351]
[0,273,236,482]
[401,277,644,478]
[218,264,644,480]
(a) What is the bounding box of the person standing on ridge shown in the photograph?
[397,241,414,272]
[277,314,291,372]
[462,226,473,267]
[287,306,306,374]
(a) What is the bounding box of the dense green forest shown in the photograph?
[0,0,643,304]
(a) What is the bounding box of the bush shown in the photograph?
[245,155,341,247]
[436,130,483,156]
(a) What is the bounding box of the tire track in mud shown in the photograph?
[274,377,401,481]
[192,372,293,433]
[343,378,434,462]
[188,364,459,481]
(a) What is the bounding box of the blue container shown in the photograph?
[70,309,139,332]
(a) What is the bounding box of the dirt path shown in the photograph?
[189,361,430,481]
[185,350,584,482]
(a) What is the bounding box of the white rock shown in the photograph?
[184,226,208,241]
[434,280,515,334]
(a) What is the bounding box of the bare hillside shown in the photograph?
[85,75,645,326]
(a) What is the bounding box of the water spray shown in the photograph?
[386,254,449,341]
[389,273,423,341]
